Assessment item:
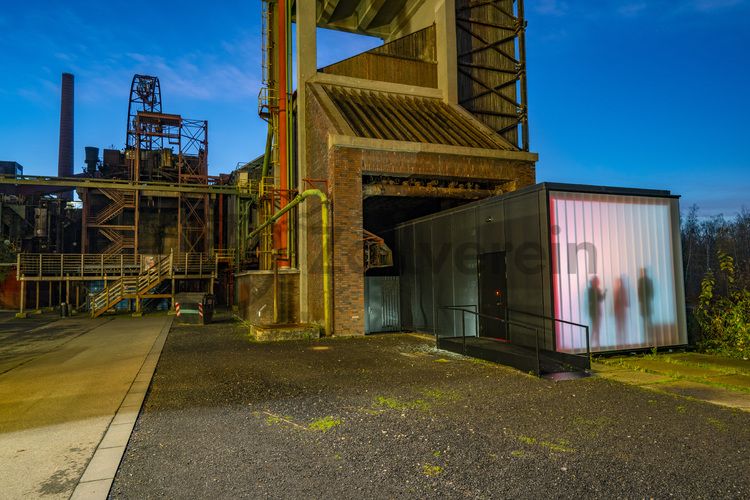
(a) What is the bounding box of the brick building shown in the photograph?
[238,0,537,336]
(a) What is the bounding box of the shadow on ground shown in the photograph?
[112,320,750,498]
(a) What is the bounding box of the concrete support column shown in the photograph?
[17,280,26,318]
[436,0,458,104]
[296,0,317,323]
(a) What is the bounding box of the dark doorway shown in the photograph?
[478,251,508,339]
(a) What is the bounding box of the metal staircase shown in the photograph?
[99,228,135,255]
[90,253,172,318]
[94,191,135,225]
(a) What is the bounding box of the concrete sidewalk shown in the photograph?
[594,352,750,411]
[0,314,172,499]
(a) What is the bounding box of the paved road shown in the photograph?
[113,323,750,499]
[0,312,103,374]
[0,314,171,499]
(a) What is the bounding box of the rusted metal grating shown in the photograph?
[324,85,513,150]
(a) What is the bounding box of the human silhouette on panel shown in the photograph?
[637,267,655,340]
[586,276,607,348]
[613,275,630,347]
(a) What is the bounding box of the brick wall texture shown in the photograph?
[303,85,535,336]
[236,271,300,325]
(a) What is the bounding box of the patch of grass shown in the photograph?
[422,464,443,477]
[265,415,282,425]
[517,435,574,453]
[572,415,613,438]
[676,405,687,414]
[707,417,727,432]
[432,450,441,458]
[468,357,494,366]
[308,416,342,432]
[573,416,612,427]
[359,407,385,416]
[540,440,575,453]
[511,450,525,458]
[434,358,451,363]
[375,396,430,412]
[421,388,461,402]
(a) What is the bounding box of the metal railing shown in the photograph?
[18,253,142,279]
[439,305,591,375]
[172,252,215,276]
[17,250,231,280]
[442,305,546,375]
[90,253,173,317]
[503,307,591,358]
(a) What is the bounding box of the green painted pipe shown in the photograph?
[249,189,331,337]
[261,126,273,180]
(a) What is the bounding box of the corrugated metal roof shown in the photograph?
[323,85,515,150]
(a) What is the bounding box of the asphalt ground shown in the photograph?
[0,311,94,374]
[112,318,750,499]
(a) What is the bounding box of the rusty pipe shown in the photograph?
[249,189,331,336]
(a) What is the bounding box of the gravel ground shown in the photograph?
[112,317,750,499]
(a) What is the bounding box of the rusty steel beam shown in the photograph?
[0,175,251,197]
[363,183,500,200]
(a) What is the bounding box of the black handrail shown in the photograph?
[441,305,545,375]
[440,303,593,374]
[502,307,591,359]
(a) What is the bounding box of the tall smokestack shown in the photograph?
[57,72,74,200]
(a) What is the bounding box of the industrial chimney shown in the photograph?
[57,72,74,200]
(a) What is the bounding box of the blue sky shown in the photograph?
[0,0,748,215]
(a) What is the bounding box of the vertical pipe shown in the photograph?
[57,73,74,201]
[261,127,273,179]
[275,0,290,268]
[273,255,279,323]
[19,280,25,317]
[286,0,295,266]
[320,197,331,336]
[218,194,224,250]
[134,191,140,253]
[248,190,331,335]
[535,328,541,376]
[462,311,467,354]
[81,191,88,252]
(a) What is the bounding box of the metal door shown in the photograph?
[478,251,508,339]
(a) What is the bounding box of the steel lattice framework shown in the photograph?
[456,0,529,151]
[126,75,163,150]
[81,74,211,255]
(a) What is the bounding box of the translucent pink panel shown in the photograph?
[549,192,684,352]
